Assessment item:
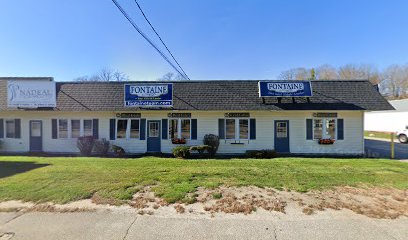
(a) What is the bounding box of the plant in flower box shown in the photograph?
[318,139,335,145]
[172,138,186,144]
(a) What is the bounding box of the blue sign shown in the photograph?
[259,81,313,97]
[124,84,173,107]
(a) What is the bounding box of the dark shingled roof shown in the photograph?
[0,80,394,111]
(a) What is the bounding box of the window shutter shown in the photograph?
[140,119,146,140]
[52,119,58,139]
[337,119,344,140]
[109,119,116,140]
[93,119,99,139]
[250,119,256,140]
[306,119,313,140]
[0,119,3,138]
[218,119,225,139]
[191,119,197,140]
[162,119,168,140]
[14,119,21,139]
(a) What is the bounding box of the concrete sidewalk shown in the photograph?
[1,211,407,240]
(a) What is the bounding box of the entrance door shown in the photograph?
[147,120,161,152]
[274,120,289,153]
[30,120,43,152]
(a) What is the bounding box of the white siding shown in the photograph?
[0,110,364,155]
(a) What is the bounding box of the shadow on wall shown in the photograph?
[0,161,50,179]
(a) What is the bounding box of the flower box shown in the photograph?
[318,139,335,145]
[172,138,186,144]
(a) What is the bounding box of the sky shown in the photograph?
[0,0,407,81]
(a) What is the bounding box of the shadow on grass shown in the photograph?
[0,161,50,179]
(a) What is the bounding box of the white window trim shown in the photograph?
[169,118,192,140]
[225,118,250,140]
[58,119,69,139]
[312,118,337,140]
[83,119,93,137]
[116,118,141,139]
[5,119,16,139]
[57,119,95,139]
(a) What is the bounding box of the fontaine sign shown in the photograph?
[259,81,312,97]
[124,84,173,107]
[7,80,56,108]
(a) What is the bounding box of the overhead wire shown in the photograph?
[111,0,189,80]
[133,0,190,80]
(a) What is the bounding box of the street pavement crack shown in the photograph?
[122,215,137,240]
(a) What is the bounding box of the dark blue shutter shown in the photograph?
[109,119,116,140]
[337,119,344,140]
[52,119,58,139]
[15,119,21,139]
[249,119,256,140]
[140,119,146,140]
[306,119,313,140]
[93,119,99,139]
[191,119,197,140]
[0,119,4,138]
[218,119,225,139]
[162,119,168,139]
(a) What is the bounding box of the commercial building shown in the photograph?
[0,78,393,156]
[365,99,408,133]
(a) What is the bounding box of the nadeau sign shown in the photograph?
[258,81,313,97]
[7,80,56,108]
[124,84,173,107]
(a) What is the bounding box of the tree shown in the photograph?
[278,68,310,80]
[316,64,338,80]
[74,68,129,82]
[337,64,380,84]
[158,72,186,81]
[382,65,406,98]
[309,68,316,80]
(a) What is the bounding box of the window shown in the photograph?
[6,120,16,138]
[130,120,140,138]
[169,119,191,139]
[149,122,160,137]
[181,119,191,139]
[239,119,249,139]
[313,119,323,140]
[313,118,336,140]
[224,118,249,140]
[225,119,236,139]
[58,119,68,139]
[276,122,287,138]
[169,119,178,139]
[116,120,127,139]
[83,120,93,136]
[71,120,80,138]
[325,119,336,139]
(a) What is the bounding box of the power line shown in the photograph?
[111,0,188,80]
[133,0,190,80]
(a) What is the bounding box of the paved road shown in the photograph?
[1,211,407,240]
[365,139,408,160]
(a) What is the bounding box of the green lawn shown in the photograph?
[0,156,407,204]
[364,131,395,140]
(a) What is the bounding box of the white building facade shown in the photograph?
[0,78,392,156]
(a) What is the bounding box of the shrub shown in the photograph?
[189,145,211,154]
[246,149,278,159]
[93,138,110,156]
[112,145,125,157]
[172,146,191,159]
[203,134,220,156]
[77,136,95,156]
